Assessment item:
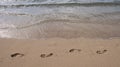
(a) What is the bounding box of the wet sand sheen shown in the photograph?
[0,16,120,39]
[0,5,120,39]
[0,1,120,39]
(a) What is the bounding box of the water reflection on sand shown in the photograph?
[0,4,120,39]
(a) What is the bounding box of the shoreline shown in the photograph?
[0,1,120,66]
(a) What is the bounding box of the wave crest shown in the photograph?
[0,0,120,5]
[0,2,120,8]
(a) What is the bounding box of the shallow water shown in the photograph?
[0,0,120,39]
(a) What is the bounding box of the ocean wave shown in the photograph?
[0,0,119,3]
[0,0,120,5]
[0,2,120,8]
[0,0,120,8]
[1,0,120,3]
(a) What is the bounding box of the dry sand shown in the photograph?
[0,38,120,67]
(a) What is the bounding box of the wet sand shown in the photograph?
[0,11,120,39]
[0,38,120,67]
[0,5,120,39]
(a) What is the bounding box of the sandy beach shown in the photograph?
[0,0,120,67]
[0,38,120,67]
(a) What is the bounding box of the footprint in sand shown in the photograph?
[0,57,4,62]
[40,53,53,58]
[11,53,24,58]
[69,49,81,53]
[96,49,107,54]
[0,59,2,62]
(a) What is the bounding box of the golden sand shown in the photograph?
[0,38,120,67]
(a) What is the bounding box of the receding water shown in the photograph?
[0,0,120,39]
